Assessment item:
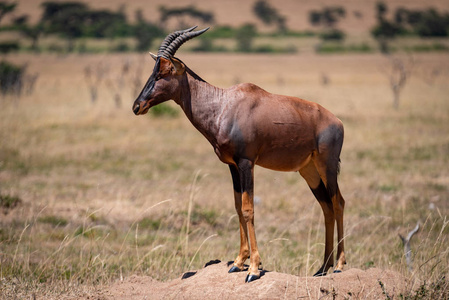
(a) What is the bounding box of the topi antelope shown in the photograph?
[132,26,347,283]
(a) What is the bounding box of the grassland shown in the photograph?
[0,52,448,298]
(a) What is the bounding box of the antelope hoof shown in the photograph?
[333,270,342,274]
[228,265,243,273]
[245,274,260,283]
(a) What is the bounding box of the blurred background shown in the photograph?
[0,0,448,298]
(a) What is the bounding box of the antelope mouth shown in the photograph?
[133,103,140,115]
[132,102,150,115]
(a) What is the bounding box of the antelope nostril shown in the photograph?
[133,103,140,115]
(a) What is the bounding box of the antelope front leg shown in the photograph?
[238,159,261,283]
[228,165,250,273]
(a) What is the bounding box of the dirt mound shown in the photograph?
[85,261,410,299]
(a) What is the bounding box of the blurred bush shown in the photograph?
[319,29,345,41]
[0,60,25,95]
[149,103,180,118]
[0,41,19,53]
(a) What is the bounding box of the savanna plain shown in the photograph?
[0,51,449,298]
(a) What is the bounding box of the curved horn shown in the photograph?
[161,27,210,58]
[157,26,197,57]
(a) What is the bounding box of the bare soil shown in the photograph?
[80,261,410,299]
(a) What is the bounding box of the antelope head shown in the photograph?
[132,26,209,115]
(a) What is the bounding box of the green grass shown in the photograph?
[0,193,21,209]
[316,42,374,54]
[405,43,449,52]
[38,216,68,227]
[138,217,162,231]
[149,102,180,118]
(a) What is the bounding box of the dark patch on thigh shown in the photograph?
[317,124,344,148]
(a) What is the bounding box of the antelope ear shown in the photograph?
[169,57,185,75]
[149,52,157,61]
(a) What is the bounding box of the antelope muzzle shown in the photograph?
[132,99,150,115]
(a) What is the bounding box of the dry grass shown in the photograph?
[0,52,448,298]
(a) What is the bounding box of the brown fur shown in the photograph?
[133,56,346,279]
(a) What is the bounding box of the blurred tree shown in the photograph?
[309,6,345,28]
[18,24,43,52]
[394,7,409,24]
[40,2,136,51]
[12,14,28,26]
[372,19,403,41]
[134,9,164,52]
[0,1,16,25]
[0,2,19,54]
[375,1,387,22]
[40,2,88,51]
[12,15,44,52]
[371,2,402,53]
[309,6,346,41]
[416,9,449,37]
[395,8,449,37]
[253,0,287,33]
[84,9,128,38]
[380,56,414,110]
[373,4,415,108]
[159,5,214,29]
[373,3,449,53]
[235,23,257,52]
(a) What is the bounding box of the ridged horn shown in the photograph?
[161,27,210,58]
[157,26,197,57]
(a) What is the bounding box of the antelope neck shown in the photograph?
[175,71,227,145]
